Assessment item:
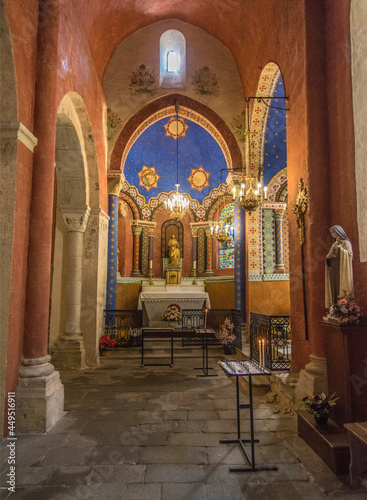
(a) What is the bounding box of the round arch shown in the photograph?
[50,93,108,368]
[110,94,242,173]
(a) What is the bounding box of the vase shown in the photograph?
[101,350,112,357]
[314,413,328,425]
[223,344,236,355]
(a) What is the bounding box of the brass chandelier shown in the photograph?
[232,98,268,214]
[164,101,190,219]
[212,221,233,243]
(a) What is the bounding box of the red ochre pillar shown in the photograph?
[16,0,64,433]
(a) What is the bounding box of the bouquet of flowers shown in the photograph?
[99,335,117,351]
[301,393,338,417]
[218,317,236,345]
[325,296,363,324]
[161,305,182,324]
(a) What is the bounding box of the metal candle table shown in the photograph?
[218,359,277,473]
[193,328,217,377]
[140,328,217,372]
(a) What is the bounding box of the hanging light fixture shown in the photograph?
[232,98,268,214]
[211,221,233,243]
[164,101,190,219]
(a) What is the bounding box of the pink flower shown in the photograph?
[339,298,347,305]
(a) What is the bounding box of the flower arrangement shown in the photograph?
[325,296,363,325]
[301,393,338,417]
[99,335,117,351]
[161,305,182,324]
[219,317,236,345]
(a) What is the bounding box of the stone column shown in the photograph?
[106,191,119,310]
[16,0,64,433]
[205,227,214,275]
[274,209,286,273]
[52,207,90,370]
[131,224,143,276]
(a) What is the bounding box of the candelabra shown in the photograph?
[148,269,154,285]
[192,267,197,285]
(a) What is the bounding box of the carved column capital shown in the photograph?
[61,206,91,233]
[274,209,285,220]
[131,224,143,237]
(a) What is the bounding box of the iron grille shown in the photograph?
[104,310,142,347]
[181,309,242,349]
[250,312,291,371]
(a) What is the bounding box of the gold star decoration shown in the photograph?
[138,165,160,192]
[164,117,189,139]
[187,166,210,192]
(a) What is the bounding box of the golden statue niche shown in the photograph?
[166,234,181,285]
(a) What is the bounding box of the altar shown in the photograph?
[138,289,211,327]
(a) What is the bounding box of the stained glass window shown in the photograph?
[218,204,234,269]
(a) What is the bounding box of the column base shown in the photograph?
[16,356,64,433]
[205,270,214,276]
[274,267,286,274]
[130,270,142,276]
[52,333,86,369]
[295,355,328,401]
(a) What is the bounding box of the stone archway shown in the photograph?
[50,93,108,368]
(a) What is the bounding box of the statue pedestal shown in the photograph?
[166,265,181,285]
[321,320,367,426]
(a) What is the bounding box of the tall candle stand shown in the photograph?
[148,269,154,285]
[192,267,197,285]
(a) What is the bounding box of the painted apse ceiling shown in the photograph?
[104,19,287,221]
[120,106,230,221]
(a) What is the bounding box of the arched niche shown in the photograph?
[161,219,184,259]
[117,200,134,277]
[160,29,186,88]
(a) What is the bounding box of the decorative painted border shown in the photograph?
[248,63,281,178]
[249,274,289,281]
[117,275,235,284]
[120,105,232,172]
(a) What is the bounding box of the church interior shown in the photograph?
[1,0,367,496]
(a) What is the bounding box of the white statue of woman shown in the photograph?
[325,225,354,307]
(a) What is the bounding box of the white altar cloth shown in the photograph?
[138,291,210,326]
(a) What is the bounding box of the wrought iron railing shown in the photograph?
[250,312,291,371]
[104,310,142,347]
[181,309,242,349]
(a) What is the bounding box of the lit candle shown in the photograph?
[262,339,265,367]
[258,340,262,366]
[264,186,268,200]
[204,308,208,330]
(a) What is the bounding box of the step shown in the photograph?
[297,410,350,474]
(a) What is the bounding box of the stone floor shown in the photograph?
[1,351,366,500]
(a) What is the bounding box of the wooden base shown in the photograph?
[297,410,350,474]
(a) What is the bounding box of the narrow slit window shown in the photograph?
[167,51,179,72]
[160,30,186,88]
